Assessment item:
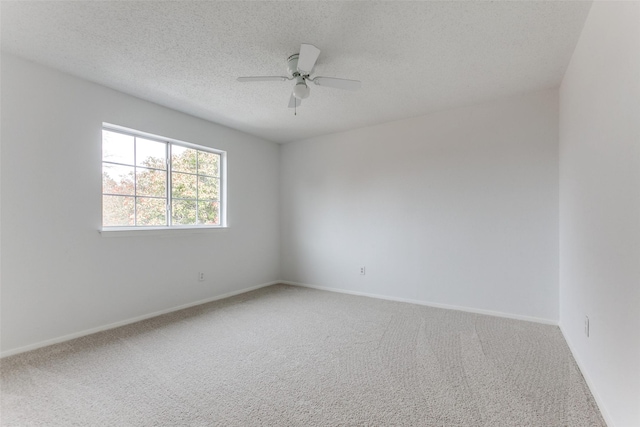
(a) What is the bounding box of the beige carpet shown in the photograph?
[1,284,605,426]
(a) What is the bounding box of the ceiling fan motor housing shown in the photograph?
[287,54,300,77]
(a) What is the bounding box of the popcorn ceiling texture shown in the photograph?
[0,1,592,143]
[1,285,605,426]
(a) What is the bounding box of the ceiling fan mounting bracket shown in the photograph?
[287,54,300,77]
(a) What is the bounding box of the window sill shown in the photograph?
[99,226,228,238]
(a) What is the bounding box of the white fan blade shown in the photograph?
[297,44,321,74]
[288,93,301,108]
[312,77,361,91]
[237,76,289,82]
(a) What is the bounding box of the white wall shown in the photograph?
[559,2,640,426]
[0,54,280,354]
[280,89,559,322]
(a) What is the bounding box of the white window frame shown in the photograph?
[100,123,227,235]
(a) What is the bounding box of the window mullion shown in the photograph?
[195,151,199,224]
[167,142,172,227]
[133,137,137,226]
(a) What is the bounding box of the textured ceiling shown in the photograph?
[1,1,592,143]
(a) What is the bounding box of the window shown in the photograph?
[101,125,225,229]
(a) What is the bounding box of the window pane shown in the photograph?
[197,200,220,225]
[103,164,135,195]
[103,195,134,226]
[198,151,220,177]
[198,176,219,200]
[172,172,197,199]
[136,197,166,226]
[172,145,197,173]
[136,138,166,169]
[172,199,196,225]
[102,126,226,229]
[136,167,166,197]
[102,130,134,165]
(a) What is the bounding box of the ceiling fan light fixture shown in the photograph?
[293,82,310,99]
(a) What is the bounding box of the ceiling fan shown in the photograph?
[237,43,361,109]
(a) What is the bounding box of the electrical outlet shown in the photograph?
[584,316,589,337]
[198,272,205,282]
[360,266,366,275]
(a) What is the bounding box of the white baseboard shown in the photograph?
[281,281,558,326]
[559,324,615,427]
[1,280,280,359]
